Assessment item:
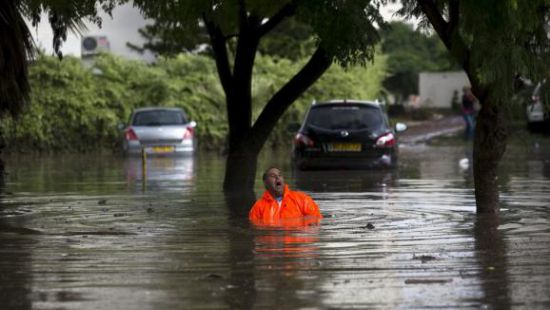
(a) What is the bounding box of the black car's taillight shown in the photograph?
[294,133,314,147]
[375,132,395,148]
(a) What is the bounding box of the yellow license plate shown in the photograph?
[151,146,175,153]
[328,143,361,152]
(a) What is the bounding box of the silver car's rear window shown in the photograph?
[306,105,384,130]
[132,110,187,126]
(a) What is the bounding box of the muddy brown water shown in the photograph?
[1,133,549,309]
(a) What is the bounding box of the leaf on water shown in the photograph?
[405,279,453,284]
[413,254,437,263]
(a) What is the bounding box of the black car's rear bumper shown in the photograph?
[293,150,396,170]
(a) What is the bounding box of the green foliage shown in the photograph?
[126,21,210,57]
[0,52,385,153]
[127,13,316,61]
[259,19,316,61]
[381,22,456,73]
[296,0,382,66]
[1,55,118,151]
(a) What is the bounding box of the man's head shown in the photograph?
[262,167,285,198]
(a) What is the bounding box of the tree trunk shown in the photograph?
[473,102,508,213]
[223,148,259,193]
[222,47,332,194]
[224,189,257,219]
[0,126,5,188]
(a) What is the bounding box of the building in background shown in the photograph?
[29,2,154,62]
[418,71,470,108]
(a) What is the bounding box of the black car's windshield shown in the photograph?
[306,105,384,130]
[132,110,187,126]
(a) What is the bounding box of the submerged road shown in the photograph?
[0,124,549,309]
[399,115,465,144]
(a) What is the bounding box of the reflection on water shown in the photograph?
[124,156,195,182]
[294,169,396,193]
[474,215,510,309]
[251,217,321,258]
[0,133,549,309]
[123,156,195,193]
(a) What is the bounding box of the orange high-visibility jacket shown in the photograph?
[249,185,322,220]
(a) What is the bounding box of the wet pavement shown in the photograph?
[0,131,549,309]
[399,115,465,144]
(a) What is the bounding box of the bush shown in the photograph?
[0,52,386,153]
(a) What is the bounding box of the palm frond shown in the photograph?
[0,0,35,117]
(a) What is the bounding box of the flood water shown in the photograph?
[1,132,549,309]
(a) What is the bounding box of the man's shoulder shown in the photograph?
[287,189,313,200]
[253,192,272,207]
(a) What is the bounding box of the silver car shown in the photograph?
[122,107,197,156]
[527,81,549,132]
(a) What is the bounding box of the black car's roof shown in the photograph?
[312,100,382,109]
[132,107,185,113]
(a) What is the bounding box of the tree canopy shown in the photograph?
[381,21,455,73]
[131,1,383,66]
[127,17,316,61]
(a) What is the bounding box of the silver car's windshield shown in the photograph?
[132,110,187,126]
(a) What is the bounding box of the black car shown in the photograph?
[291,100,407,170]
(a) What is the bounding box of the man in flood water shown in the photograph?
[249,167,322,220]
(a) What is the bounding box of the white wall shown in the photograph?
[28,3,155,62]
[419,71,470,108]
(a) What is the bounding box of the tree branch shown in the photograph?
[203,15,233,95]
[448,0,459,34]
[417,0,450,47]
[249,47,332,153]
[258,3,295,37]
[237,0,249,29]
[416,1,468,69]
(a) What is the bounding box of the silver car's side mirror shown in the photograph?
[188,121,197,128]
[117,123,126,131]
[395,123,407,132]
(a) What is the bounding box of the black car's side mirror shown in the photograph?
[395,122,407,133]
[287,123,301,133]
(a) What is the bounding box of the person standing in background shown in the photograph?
[462,86,477,140]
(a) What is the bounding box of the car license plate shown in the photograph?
[328,143,361,152]
[151,146,175,153]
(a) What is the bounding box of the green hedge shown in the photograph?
[0,52,386,153]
